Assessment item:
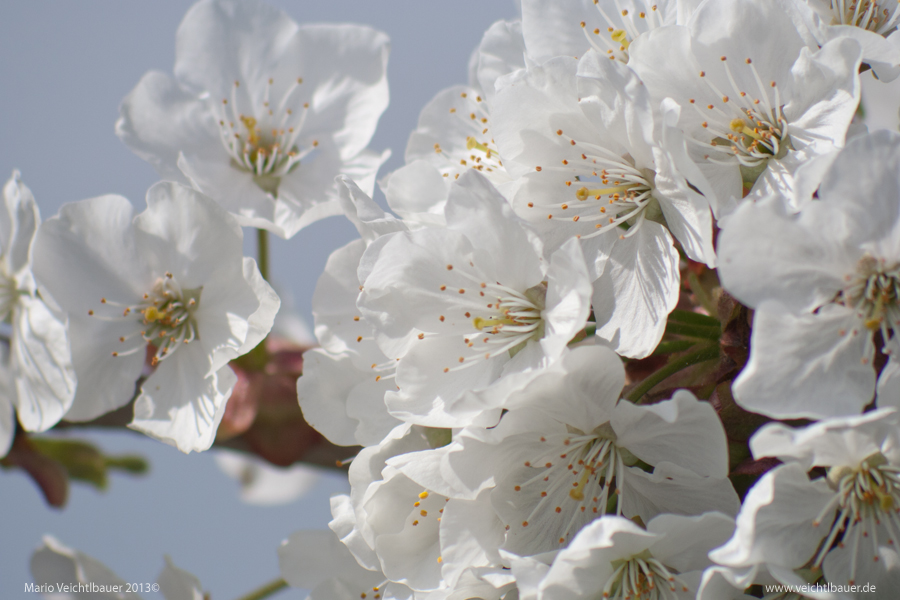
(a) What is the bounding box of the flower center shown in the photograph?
[604,549,690,600]
[811,452,900,584]
[838,254,900,335]
[509,424,642,548]
[685,57,792,178]
[579,1,665,63]
[432,91,508,183]
[439,280,546,374]
[91,273,201,367]
[829,0,900,35]
[215,78,314,195]
[530,128,657,240]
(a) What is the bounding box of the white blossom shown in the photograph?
[711,409,900,595]
[116,0,390,239]
[520,0,699,64]
[394,345,740,558]
[358,170,592,428]
[30,535,204,600]
[297,178,406,447]
[718,130,900,418]
[806,0,900,81]
[491,52,714,357]
[32,182,279,452]
[0,172,75,456]
[629,0,862,217]
[509,512,735,600]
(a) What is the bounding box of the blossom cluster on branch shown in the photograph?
[7,0,900,598]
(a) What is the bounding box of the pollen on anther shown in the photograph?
[357,336,363,342]
[439,315,445,322]
[514,485,521,491]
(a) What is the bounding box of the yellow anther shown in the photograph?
[466,137,492,157]
[569,469,592,501]
[610,29,630,49]
[576,184,639,200]
[865,317,883,331]
[730,118,763,141]
[473,316,516,331]
[419,491,429,499]
[240,116,260,146]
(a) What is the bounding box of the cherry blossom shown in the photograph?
[629,0,862,216]
[32,182,279,452]
[358,171,592,427]
[117,0,390,239]
[718,130,900,418]
[0,172,75,457]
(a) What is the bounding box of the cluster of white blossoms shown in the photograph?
[12,0,900,598]
[2,0,391,457]
[287,0,900,598]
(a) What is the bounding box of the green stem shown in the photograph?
[667,309,720,328]
[687,271,717,316]
[257,228,270,282]
[663,322,720,340]
[626,345,720,403]
[233,577,288,600]
[652,340,697,356]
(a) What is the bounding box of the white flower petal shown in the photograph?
[297,348,398,447]
[2,170,40,279]
[613,390,729,478]
[157,556,204,600]
[592,220,680,359]
[734,303,874,420]
[30,536,138,598]
[12,296,76,432]
[709,463,833,569]
[130,360,235,454]
[116,71,219,185]
[620,461,741,523]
